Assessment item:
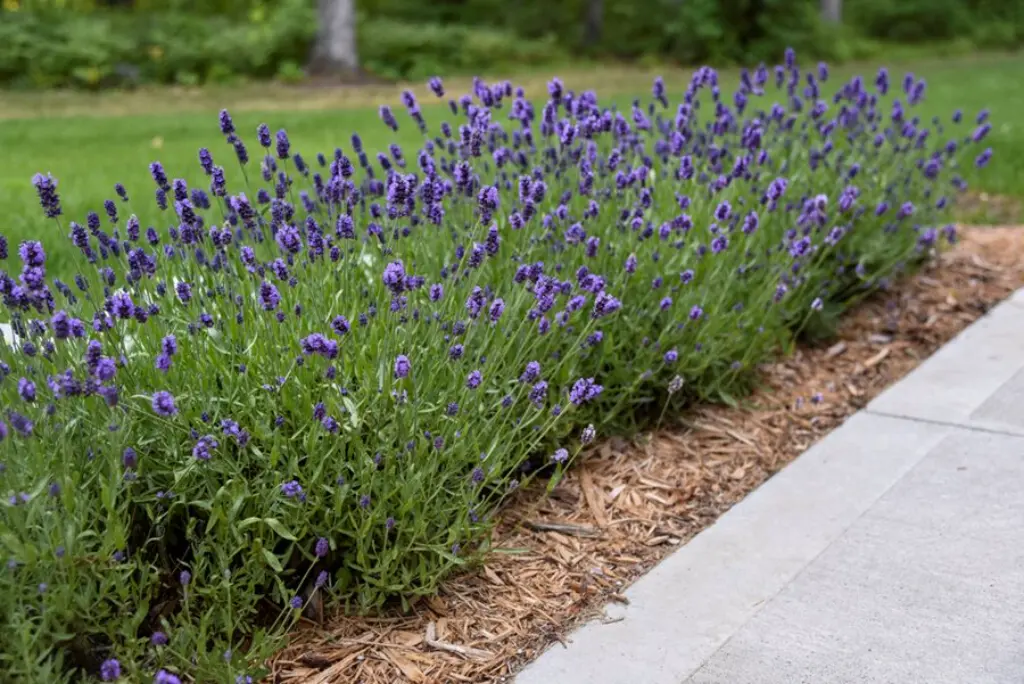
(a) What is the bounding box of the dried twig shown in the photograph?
[863,347,891,369]
[424,622,491,661]
[524,520,602,538]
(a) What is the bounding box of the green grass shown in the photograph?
[2,52,1023,276]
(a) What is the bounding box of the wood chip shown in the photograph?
[304,652,362,684]
[580,468,609,527]
[383,649,425,682]
[825,341,847,358]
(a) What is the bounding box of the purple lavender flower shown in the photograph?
[100,659,121,681]
[592,292,621,318]
[149,162,170,190]
[281,480,305,500]
[155,670,182,684]
[197,148,214,176]
[192,435,218,461]
[95,358,117,382]
[689,305,704,321]
[380,105,399,131]
[18,240,45,267]
[151,631,169,646]
[552,448,569,464]
[123,447,138,469]
[521,361,541,383]
[275,224,302,254]
[428,76,444,97]
[151,391,178,417]
[289,596,303,610]
[256,123,271,148]
[569,377,603,405]
[489,298,505,322]
[175,281,192,304]
[260,281,281,311]
[581,424,596,444]
[315,537,329,558]
[714,200,732,221]
[17,378,35,402]
[331,315,350,336]
[275,129,291,159]
[382,260,406,294]
[466,370,483,389]
[394,354,411,379]
[219,109,235,135]
[233,138,249,165]
[32,173,62,218]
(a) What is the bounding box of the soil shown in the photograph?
[269,225,1024,684]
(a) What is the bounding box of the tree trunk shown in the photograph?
[821,0,842,23]
[583,0,604,47]
[310,0,359,77]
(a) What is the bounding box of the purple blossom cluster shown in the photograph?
[0,51,992,682]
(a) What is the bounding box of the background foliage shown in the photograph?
[0,0,1022,88]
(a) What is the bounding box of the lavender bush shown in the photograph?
[0,51,993,682]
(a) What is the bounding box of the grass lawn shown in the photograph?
[2,52,1023,276]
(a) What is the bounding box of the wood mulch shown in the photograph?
[269,226,1024,684]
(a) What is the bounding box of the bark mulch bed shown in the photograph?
[269,226,1024,684]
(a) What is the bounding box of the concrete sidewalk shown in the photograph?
[516,290,1024,684]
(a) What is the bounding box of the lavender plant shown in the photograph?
[0,51,993,682]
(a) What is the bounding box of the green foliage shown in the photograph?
[845,0,1024,46]
[359,0,1024,66]
[0,0,316,89]
[358,18,568,81]
[4,0,1024,90]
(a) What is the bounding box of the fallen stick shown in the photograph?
[425,622,491,661]
[525,520,603,538]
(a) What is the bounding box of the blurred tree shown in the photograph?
[311,0,359,76]
[821,0,841,22]
[584,0,603,46]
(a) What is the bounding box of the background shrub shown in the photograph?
[357,19,568,82]
[1,0,1022,89]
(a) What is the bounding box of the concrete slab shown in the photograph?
[868,295,1024,435]
[863,428,1024,542]
[687,430,1024,684]
[514,412,953,684]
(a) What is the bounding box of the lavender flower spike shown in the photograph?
[32,173,62,218]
